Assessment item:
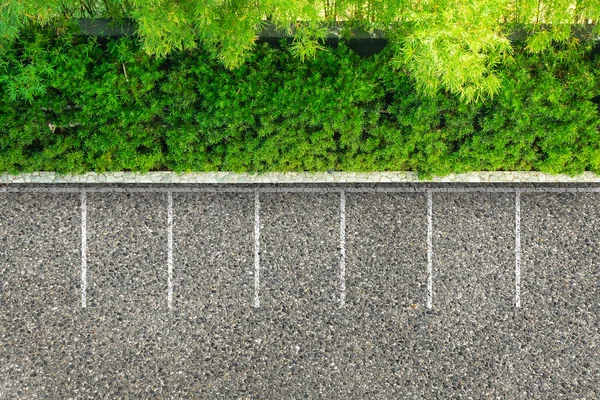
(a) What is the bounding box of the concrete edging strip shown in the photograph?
[2,171,600,183]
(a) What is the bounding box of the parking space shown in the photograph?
[77,191,170,397]
[0,192,79,398]
[516,192,600,397]
[0,184,598,398]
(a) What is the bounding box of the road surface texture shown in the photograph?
[1,183,598,399]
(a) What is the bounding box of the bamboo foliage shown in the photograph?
[1,0,599,103]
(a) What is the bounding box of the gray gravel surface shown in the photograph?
[0,183,598,399]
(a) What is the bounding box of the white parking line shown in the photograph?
[427,190,433,309]
[515,190,521,308]
[3,185,597,312]
[167,191,173,309]
[81,190,87,308]
[254,191,260,308]
[340,191,346,308]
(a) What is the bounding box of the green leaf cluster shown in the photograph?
[0,30,599,179]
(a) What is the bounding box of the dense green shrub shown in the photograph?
[1,28,599,179]
[463,40,600,176]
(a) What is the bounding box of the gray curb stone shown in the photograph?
[2,171,600,183]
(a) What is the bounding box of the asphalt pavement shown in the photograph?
[0,183,598,399]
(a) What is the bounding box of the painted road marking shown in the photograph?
[427,190,433,309]
[340,190,346,308]
[254,191,260,308]
[167,190,173,309]
[2,185,597,310]
[515,190,521,308]
[81,190,87,308]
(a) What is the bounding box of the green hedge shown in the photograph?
[1,28,600,179]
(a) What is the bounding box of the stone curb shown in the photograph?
[2,171,600,183]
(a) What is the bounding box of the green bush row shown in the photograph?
[1,28,599,179]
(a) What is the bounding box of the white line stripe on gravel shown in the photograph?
[340,190,346,308]
[515,190,521,308]
[427,190,433,309]
[81,190,87,308]
[4,184,598,312]
[167,191,173,309]
[254,191,260,308]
